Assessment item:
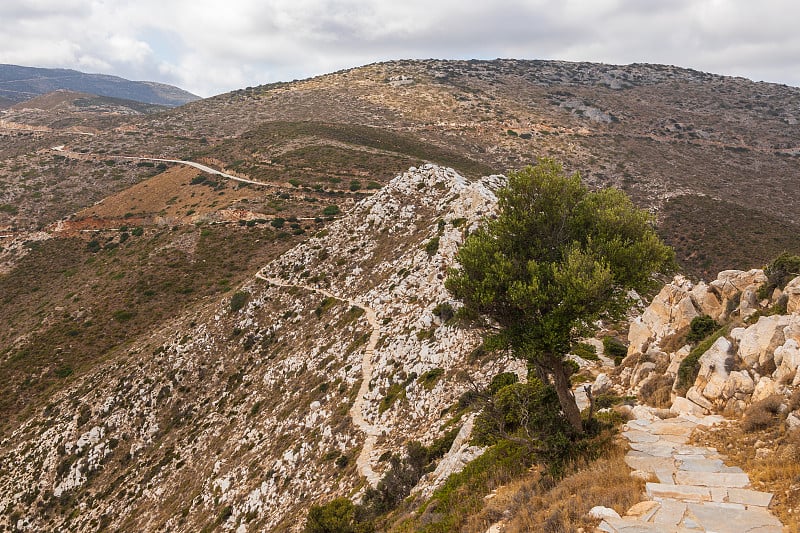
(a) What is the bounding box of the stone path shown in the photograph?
[598,409,784,532]
[254,273,384,487]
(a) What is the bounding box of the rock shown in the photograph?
[786,412,800,430]
[689,282,724,321]
[625,500,660,520]
[773,339,800,384]
[786,275,800,314]
[666,345,691,376]
[739,285,760,319]
[695,336,734,402]
[593,373,613,395]
[631,362,656,389]
[588,506,621,521]
[735,315,790,370]
[710,269,767,301]
[751,376,778,403]
[686,386,714,410]
[671,396,708,416]
[631,404,660,421]
[628,275,699,355]
[721,371,755,400]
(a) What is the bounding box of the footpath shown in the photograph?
[597,407,784,532]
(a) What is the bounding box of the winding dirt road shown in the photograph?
[254,271,383,487]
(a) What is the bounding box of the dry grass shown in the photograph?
[465,441,644,533]
[742,394,784,433]
[693,419,800,532]
[638,374,675,408]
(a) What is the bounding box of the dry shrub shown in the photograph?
[742,394,784,433]
[477,442,644,533]
[659,324,690,354]
[638,374,674,408]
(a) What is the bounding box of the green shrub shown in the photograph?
[488,372,519,395]
[417,368,445,390]
[424,236,440,256]
[760,252,800,298]
[379,383,405,413]
[86,240,101,253]
[431,302,455,322]
[305,498,358,533]
[349,180,362,191]
[229,291,249,313]
[323,205,341,216]
[572,342,598,361]
[602,336,627,364]
[686,315,719,343]
[131,227,144,236]
[675,327,726,395]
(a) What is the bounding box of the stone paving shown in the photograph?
[597,408,785,533]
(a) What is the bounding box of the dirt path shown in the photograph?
[254,272,383,487]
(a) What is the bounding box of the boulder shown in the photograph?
[739,285,760,319]
[689,282,724,321]
[631,362,656,389]
[786,275,800,314]
[721,370,755,400]
[629,275,699,355]
[694,336,734,403]
[751,376,778,403]
[787,412,800,430]
[710,269,767,301]
[687,386,715,410]
[592,373,613,395]
[773,339,800,385]
[588,506,621,521]
[735,315,790,370]
[671,396,708,416]
[666,345,691,376]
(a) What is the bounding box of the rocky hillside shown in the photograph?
[0,165,524,532]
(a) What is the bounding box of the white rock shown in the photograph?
[786,412,800,430]
[671,396,708,416]
[737,315,790,369]
[751,376,778,403]
[786,275,800,314]
[588,505,621,521]
[592,373,613,395]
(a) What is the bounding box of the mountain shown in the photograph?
[0,64,200,107]
[0,59,799,531]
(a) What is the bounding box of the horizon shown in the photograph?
[1,0,798,97]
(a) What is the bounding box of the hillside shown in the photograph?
[0,64,199,107]
[0,59,799,531]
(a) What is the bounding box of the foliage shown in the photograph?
[686,315,719,343]
[305,498,362,533]
[488,372,519,395]
[572,341,598,361]
[761,252,800,297]
[417,368,445,390]
[446,159,674,432]
[424,236,440,256]
[602,336,628,365]
[675,326,727,395]
[473,378,573,466]
[431,302,454,322]
[323,205,341,216]
[742,394,784,433]
[229,290,249,313]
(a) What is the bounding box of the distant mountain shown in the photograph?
[0,64,200,107]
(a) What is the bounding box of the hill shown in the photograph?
[0,64,200,107]
[0,59,799,531]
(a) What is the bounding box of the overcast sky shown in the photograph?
[1,0,798,97]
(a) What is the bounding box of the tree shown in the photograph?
[305,498,357,533]
[446,159,673,433]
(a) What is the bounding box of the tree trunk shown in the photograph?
[548,357,584,435]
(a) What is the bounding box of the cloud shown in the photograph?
[1,0,799,97]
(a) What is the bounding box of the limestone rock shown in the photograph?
[686,386,714,410]
[721,371,754,401]
[695,336,734,397]
[689,282,724,321]
[588,505,621,521]
[786,276,800,314]
[751,376,778,403]
[593,373,613,395]
[628,275,699,355]
[671,396,708,416]
[786,412,800,430]
[735,315,790,370]
[773,339,800,385]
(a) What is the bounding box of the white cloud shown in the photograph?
[1,0,799,96]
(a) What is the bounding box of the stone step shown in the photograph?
[685,502,783,533]
[674,470,751,488]
[646,482,711,501]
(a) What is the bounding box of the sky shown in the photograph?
[1,0,798,97]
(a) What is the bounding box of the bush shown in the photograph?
[638,374,674,408]
[271,217,285,228]
[431,302,454,322]
[230,291,249,313]
[686,315,719,343]
[131,227,144,237]
[572,342,598,361]
[742,394,784,432]
[305,498,359,533]
[675,327,726,395]
[349,180,362,191]
[602,336,627,364]
[761,252,800,297]
[417,368,445,390]
[323,205,341,216]
[424,236,440,256]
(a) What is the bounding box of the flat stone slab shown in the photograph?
[687,502,783,533]
[651,499,686,527]
[598,517,666,532]
[624,453,675,472]
[630,442,678,458]
[674,471,750,488]
[726,487,774,507]
[646,482,711,502]
[623,429,661,443]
